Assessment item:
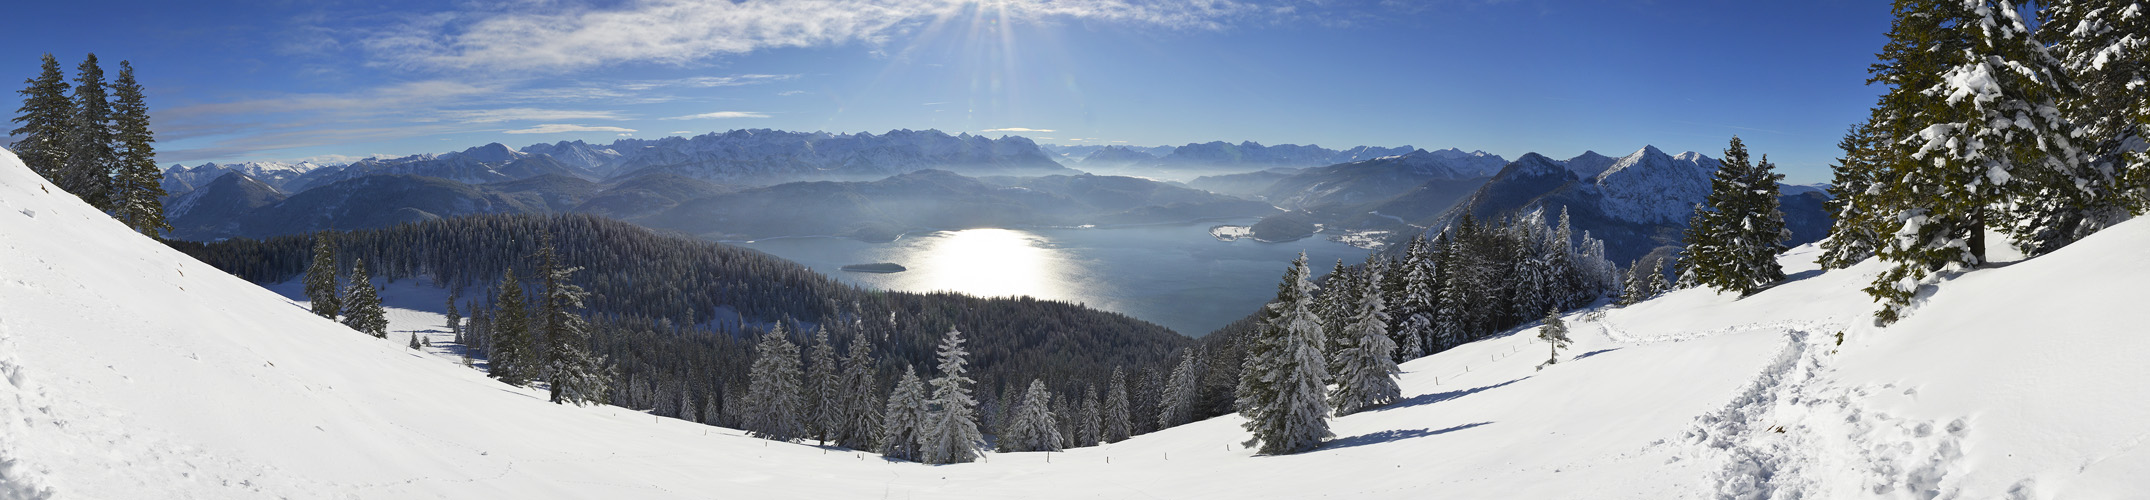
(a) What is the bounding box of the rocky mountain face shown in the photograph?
[1425,147,1826,265]
[596,129,1073,184]
[165,172,287,240]
[160,161,332,194]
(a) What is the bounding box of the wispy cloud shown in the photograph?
[503,124,639,134]
[359,0,1269,72]
[446,107,629,123]
[982,127,1054,133]
[669,130,697,135]
[664,111,772,120]
[778,90,807,96]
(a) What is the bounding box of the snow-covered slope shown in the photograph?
[4,145,2147,498]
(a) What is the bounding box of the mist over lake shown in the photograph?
[735,218,1369,336]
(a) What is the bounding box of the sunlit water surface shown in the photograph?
[734,219,1368,336]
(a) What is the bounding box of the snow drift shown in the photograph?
[2,146,2147,498]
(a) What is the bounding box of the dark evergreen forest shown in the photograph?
[166,213,1190,430]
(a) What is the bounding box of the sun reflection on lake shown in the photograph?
[913,228,1069,300]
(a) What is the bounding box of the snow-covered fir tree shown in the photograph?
[879,366,928,461]
[1679,136,1789,296]
[998,379,1063,452]
[1077,386,1102,448]
[106,61,165,237]
[339,258,387,338]
[920,328,983,464]
[1537,309,1571,369]
[2042,0,2148,223]
[1330,252,1400,416]
[837,330,881,451]
[1236,253,1333,455]
[1820,114,1889,270]
[63,54,115,211]
[1430,233,1468,351]
[1393,235,1436,359]
[9,54,73,182]
[805,327,839,444]
[1158,349,1199,429]
[745,324,806,442]
[489,269,533,385]
[1863,0,2109,323]
[303,232,340,319]
[536,238,611,406]
[1102,367,1132,443]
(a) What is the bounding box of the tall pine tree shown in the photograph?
[10,54,71,181]
[920,328,983,464]
[536,237,610,405]
[1102,367,1132,443]
[837,330,882,451]
[1235,253,1332,455]
[1820,115,1889,269]
[745,323,806,442]
[489,268,532,385]
[1679,136,1788,296]
[1537,309,1571,369]
[878,366,929,461]
[1329,252,1399,416]
[2042,0,2149,213]
[303,232,341,319]
[107,60,165,236]
[805,327,840,444]
[63,54,116,211]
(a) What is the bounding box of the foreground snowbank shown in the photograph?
[3,147,2147,498]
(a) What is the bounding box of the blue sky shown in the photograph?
[4,0,1888,183]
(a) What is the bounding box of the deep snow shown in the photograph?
[4,147,2148,498]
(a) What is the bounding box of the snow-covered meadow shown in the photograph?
[3,148,2147,498]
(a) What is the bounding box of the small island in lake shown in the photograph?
[840,262,908,273]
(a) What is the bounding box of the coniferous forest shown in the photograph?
[166,213,1195,451]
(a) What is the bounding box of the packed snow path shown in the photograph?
[5,148,2149,498]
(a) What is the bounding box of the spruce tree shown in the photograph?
[999,379,1063,452]
[1235,253,1332,455]
[1078,386,1102,448]
[1393,235,1436,360]
[1537,309,1570,369]
[444,293,462,337]
[1680,136,1788,296]
[920,328,983,464]
[1819,116,1888,269]
[1330,252,1400,416]
[1866,0,2104,323]
[339,258,388,338]
[1102,367,1132,443]
[537,238,611,406]
[107,61,166,237]
[1430,233,1467,350]
[805,327,839,444]
[10,54,71,181]
[2042,0,2149,212]
[63,54,116,211]
[879,366,929,461]
[303,232,341,319]
[745,324,806,442]
[489,269,532,385]
[408,332,423,349]
[1158,349,1200,429]
[837,331,882,450]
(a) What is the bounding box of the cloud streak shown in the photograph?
[665,111,772,120]
[503,124,640,134]
[982,127,1055,133]
[361,0,1269,72]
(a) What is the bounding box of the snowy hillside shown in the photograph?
[4,146,2147,498]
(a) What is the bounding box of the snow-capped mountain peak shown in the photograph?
[1592,145,1720,225]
